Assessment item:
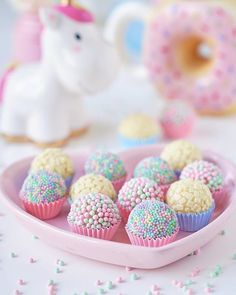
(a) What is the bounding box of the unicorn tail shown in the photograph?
[0,63,17,103]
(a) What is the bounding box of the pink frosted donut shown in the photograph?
[144,2,236,114]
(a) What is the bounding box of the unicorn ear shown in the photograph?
[39,7,63,30]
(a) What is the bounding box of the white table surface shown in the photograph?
[1,1,236,294]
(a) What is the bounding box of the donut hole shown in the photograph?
[175,36,215,77]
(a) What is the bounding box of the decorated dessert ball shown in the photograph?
[134,157,176,194]
[117,177,164,221]
[20,170,67,220]
[161,140,202,174]
[31,148,74,187]
[126,200,179,247]
[180,160,225,206]
[160,101,196,139]
[118,113,161,148]
[70,174,117,202]
[84,151,127,192]
[180,160,224,193]
[67,193,121,240]
[166,179,215,232]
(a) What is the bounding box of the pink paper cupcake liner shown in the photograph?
[212,187,227,207]
[176,203,215,232]
[69,220,121,241]
[126,228,179,247]
[22,197,66,220]
[116,202,131,223]
[112,175,127,193]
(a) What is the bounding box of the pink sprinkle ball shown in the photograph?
[160,101,196,139]
[180,160,224,193]
[67,193,121,230]
[118,177,164,213]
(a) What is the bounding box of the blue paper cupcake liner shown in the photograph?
[119,135,160,149]
[177,203,215,232]
[65,175,73,190]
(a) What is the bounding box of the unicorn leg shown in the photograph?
[26,108,70,144]
[0,104,27,138]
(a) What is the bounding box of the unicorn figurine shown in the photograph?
[0,0,120,146]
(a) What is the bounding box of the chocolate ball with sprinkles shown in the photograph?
[134,157,177,196]
[180,160,225,206]
[84,151,127,193]
[20,170,67,220]
[67,193,121,240]
[126,200,179,247]
[117,177,164,222]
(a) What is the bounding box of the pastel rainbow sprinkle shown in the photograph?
[85,151,126,181]
[20,171,66,204]
[180,160,223,192]
[134,157,177,185]
[126,200,178,239]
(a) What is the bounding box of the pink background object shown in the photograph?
[13,13,43,63]
[0,145,235,269]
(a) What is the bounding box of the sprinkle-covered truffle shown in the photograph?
[160,101,196,139]
[84,151,126,181]
[161,140,202,171]
[31,148,73,179]
[20,171,66,204]
[126,200,179,239]
[118,113,160,139]
[70,174,117,202]
[118,177,164,212]
[67,193,121,230]
[134,157,176,185]
[166,179,213,213]
[180,160,224,192]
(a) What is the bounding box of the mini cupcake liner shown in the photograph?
[176,203,215,232]
[65,175,74,190]
[112,175,127,193]
[126,228,179,247]
[212,187,226,207]
[69,220,121,241]
[119,135,160,149]
[22,197,66,220]
[116,202,131,223]
[174,170,182,179]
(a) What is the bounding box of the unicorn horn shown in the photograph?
[61,0,74,5]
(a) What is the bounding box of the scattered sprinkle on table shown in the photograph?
[98,288,106,294]
[11,252,17,258]
[106,281,114,290]
[95,280,103,286]
[18,279,26,286]
[232,253,236,260]
[130,273,139,281]
[116,276,124,283]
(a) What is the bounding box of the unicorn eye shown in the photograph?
[74,33,82,41]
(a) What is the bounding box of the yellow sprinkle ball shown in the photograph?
[31,148,73,179]
[70,174,117,202]
[166,179,213,213]
[161,140,202,171]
